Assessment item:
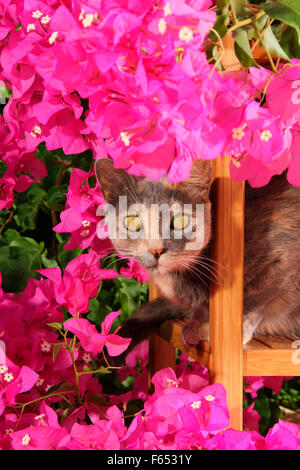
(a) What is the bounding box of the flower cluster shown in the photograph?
[0,286,298,452]
[1,0,300,452]
[0,0,299,218]
[227,64,300,187]
[0,256,297,449]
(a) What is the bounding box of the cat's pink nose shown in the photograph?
[148,247,163,260]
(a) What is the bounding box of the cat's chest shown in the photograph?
[153,274,176,300]
[153,273,191,307]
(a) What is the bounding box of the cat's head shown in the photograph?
[95,158,212,275]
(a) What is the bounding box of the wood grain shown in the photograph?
[148,280,176,385]
[209,156,245,430]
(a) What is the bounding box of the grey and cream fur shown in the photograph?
[95,158,300,356]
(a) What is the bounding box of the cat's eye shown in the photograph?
[124,215,142,232]
[171,213,190,230]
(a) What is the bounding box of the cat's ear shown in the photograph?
[171,159,212,202]
[95,158,137,204]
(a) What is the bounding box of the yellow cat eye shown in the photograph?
[124,215,142,232]
[171,213,190,230]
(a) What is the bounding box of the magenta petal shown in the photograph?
[105,335,132,357]
[101,311,122,335]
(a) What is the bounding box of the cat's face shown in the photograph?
[95,159,212,275]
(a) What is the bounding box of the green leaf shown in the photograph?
[280,25,300,59]
[0,236,43,292]
[232,0,251,20]
[1,229,21,245]
[52,343,64,362]
[262,1,300,29]
[209,14,229,39]
[47,185,67,208]
[26,184,47,205]
[233,28,259,67]
[0,245,32,292]
[45,381,73,394]
[87,297,111,327]
[262,25,290,60]
[41,250,58,268]
[47,322,64,330]
[14,202,37,231]
[217,0,231,9]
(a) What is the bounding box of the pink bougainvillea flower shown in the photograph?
[120,258,149,283]
[265,419,300,450]
[0,176,15,210]
[64,311,131,357]
[63,406,126,450]
[208,428,265,450]
[243,402,260,432]
[54,167,108,251]
[38,252,118,315]
[266,60,300,128]
[0,358,38,416]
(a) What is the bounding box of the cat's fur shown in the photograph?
[95,158,300,355]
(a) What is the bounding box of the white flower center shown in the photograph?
[33,125,42,135]
[260,130,272,142]
[22,434,31,446]
[179,26,193,43]
[120,131,130,146]
[166,378,178,387]
[36,377,44,387]
[158,18,167,35]
[82,352,92,363]
[205,394,215,402]
[0,365,8,374]
[79,8,85,21]
[232,157,241,168]
[164,2,172,16]
[27,24,36,32]
[41,15,51,24]
[232,124,246,140]
[4,372,14,382]
[82,220,91,227]
[32,10,43,19]
[191,400,202,409]
[40,340,51,353]
[49,31,58,45]
[35,413,46,425]
[82,13,96,28]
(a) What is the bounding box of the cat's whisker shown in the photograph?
[181,258,223,287]
[104,255,131,270]
[195,259,225,284]
[193,263,224,287]
[179,261,209,289]
[198,255,227,272]
[179,253,220,276]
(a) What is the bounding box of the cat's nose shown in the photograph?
[148,247,166,260]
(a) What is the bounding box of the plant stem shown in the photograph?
[63,331,82,404]
[227,10,265,34]
[0,209,14,234]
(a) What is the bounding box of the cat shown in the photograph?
[95,157,300,356]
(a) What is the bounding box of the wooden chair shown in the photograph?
[149,156,300,431]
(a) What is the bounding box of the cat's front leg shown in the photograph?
[182,305,209,347]
[243,311,262,345]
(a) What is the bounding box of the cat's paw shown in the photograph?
[182,319,203,347]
